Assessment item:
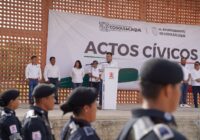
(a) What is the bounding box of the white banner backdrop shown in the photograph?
[47,10,200,89]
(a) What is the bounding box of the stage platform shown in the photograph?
[16,104,200,140]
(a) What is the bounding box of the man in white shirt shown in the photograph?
[44,57,60,104]
[103,52,118,68]
[89,60,102,107]
[99,52,118,109]
[191,61,200,108]
[25,55,42,104]
[100,52,118,78]
[180,57,191,107]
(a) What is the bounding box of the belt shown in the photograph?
[48,77,59,79]
[29,78,38,80]
[90,81,100,83]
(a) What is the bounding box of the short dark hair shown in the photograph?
[73,104,92,116]
[35,98,42,104]
[74,60,82,68]
[181,57,186,60]
[140,81,164,100]
[31,55,37,60]
[194,61,200,65]
[50,56,55,61]
[92,60,98,65]
[106,52,113,56]
[73,107,83,116]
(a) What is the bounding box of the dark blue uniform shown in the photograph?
[61,116,100,140]
[22,106,55,140]
[0,108,22,140]
[117,109,187,140]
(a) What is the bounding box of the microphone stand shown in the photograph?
[85,63,93,87]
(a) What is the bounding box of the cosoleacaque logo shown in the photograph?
[59,68,139,88]
[99,21,142,32]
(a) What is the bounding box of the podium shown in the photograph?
[102,67,119,110]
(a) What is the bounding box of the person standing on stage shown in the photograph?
[25,55,42,104]
[89,60,102,107]
[180,57,191,108]
[103,52,118,68]
[71,60,85,89]
[99,52,119,109]
[100,52,118,74]
[44,56,60,104]
[191,61,200,108]
[100,52,118,107]
[0,89,22,140]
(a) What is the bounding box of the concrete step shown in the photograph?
[14,104,200,140]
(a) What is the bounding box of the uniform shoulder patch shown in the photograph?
[9,124,17,134]
[133,116,155,140]
[69,121,79,134]
[83,126,94,136]
[153,124,174,140]
[32,131,42,140]
[1,111,12,117]
[26,110,37,119]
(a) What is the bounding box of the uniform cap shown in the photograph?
[32,83,56,99]
[140,58,183,85]
[60,87,98,114]
[0,89,20,107]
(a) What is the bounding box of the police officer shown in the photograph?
[22,84,56,140]
[0,89,22,140]
[60,87,100,140]
[117,58,187,140]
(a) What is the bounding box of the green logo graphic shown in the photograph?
[59,68,138,88]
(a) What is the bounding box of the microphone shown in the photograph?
[86,62,108,66]
[99,62,108,64]
[85,63,93,66]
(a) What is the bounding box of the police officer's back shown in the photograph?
[117,58,187,140]
[22,84,56,140]
[60,87,100,140]
[0,89,22,140]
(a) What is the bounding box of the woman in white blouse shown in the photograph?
[72,60,85,89]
